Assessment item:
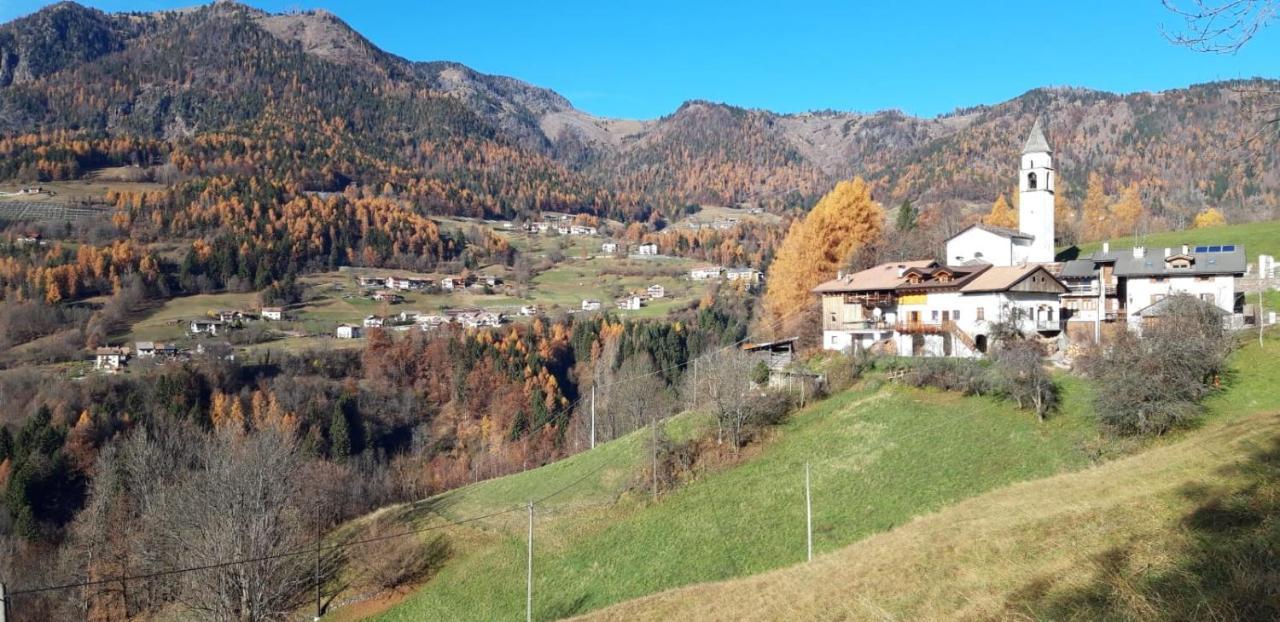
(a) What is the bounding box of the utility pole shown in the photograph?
[690,359,698,411]
[1260,289,1266,349]
[314,508,322,621]
[526,501,534,622]
[805,462,813,562]
[651,416,659,502]
[1095,263,1104,345]
[590,385,596,449]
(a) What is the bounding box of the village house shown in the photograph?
[214,309,250,323]
[1058,243,1246,339]
[397,310,423,323]
[134,341,179,359]
[582,299,602,311]
[356,275,385,288]
[520,305,541,317]
[441,275,476,291]
[456,310,503,328]
[601,241,619,254]
[188,319,223,336]
[415,314,450,329]
[335,324,362,339]
[637,243,659,256]
[616,294,644,310]
[815,262,1066,357]
[261,307,284,321]
[16,232,42,245]
[647,284,666,299]
[690,265,723,281]
[569,225,598,236]
[725,268,761,284]
[386,275,432,291]
[362,315,385,328]
[371,290,404,303]
[94,346,129,371]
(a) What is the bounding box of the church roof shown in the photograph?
[1022,118,1052,154]
[946,222,1034,243]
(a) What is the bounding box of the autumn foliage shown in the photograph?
[763,178,884,326]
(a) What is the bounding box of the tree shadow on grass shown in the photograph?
[1006,435,1280,621]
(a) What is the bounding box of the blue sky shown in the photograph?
[1,0,1277,119]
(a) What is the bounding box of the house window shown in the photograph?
[931,310,939,321]
[974,251,984,258]
[953,310,961,320]
[976,307,985,321]
[1196,276,1212,282]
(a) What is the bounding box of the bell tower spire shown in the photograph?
[1018,119,1055,263]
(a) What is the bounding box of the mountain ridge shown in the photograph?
[0,0,1277,224]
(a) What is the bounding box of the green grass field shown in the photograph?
[366,375,1106,620]
[583,330,1280,621]
[350,328,1280,622]
[1064,218,1280,264]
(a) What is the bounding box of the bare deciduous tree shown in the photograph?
[686,348,758,449]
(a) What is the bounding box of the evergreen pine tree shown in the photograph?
[895,199,917,231]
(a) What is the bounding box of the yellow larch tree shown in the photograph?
[763,178,884,326]
[1192,207,1226,228]
[984,194,1017,228]
[1108,183,1144,239]
[1080,172,1110,242]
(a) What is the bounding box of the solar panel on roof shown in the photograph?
[1194,246,1208,252]
[1222,245,1235,251]
[1209,245,1222,252]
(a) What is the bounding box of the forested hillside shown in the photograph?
[1,1,1276,228]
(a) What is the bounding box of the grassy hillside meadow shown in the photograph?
[580,330,1280,621]
[334,329,1280,622]
[350,374,1100,620]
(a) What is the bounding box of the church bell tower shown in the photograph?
[1019,119,1055,263]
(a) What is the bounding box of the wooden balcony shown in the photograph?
[895,321,947,335]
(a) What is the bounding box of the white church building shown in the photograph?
[946,119,1057,267]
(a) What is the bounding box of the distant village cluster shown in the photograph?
[814,121,1275,359]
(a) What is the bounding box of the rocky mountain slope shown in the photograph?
[1,1,1277,223]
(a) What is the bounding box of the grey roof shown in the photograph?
[1113,246,1246,277]
[948,222,1034,243]
[1022,119,1052,154]
[1058,259,1099,279]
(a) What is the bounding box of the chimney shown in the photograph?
[1182,244,1189,254]
[1164,247,1172,258]
[837,270,845,280]
[1102,242,1110,254]
[1132,246,1145,259]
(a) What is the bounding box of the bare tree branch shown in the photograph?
[1161,0,1278,53]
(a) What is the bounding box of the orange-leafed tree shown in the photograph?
[763,177,884,328]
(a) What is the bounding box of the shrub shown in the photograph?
[353,522,450,591]
[1084,295,1233,435]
